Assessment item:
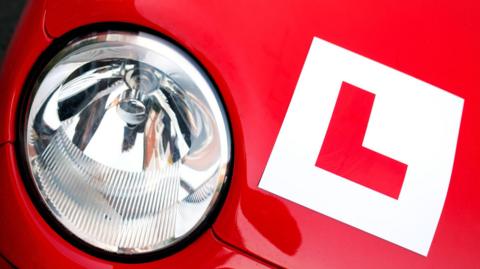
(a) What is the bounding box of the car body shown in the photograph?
[0,0,479,268]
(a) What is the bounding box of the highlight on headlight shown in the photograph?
[21,31,231,255]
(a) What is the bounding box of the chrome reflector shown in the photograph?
[22,31,231,254]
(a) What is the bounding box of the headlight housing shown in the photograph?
[19,31,231,256]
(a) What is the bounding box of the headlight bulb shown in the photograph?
[20,31,231,255]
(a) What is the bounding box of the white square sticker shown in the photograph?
[259,37,464,256]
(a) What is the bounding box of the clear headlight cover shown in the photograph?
[22,31,231,255]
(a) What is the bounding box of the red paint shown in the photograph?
[0,0,479,268]
[0,255,14,269]
[0,0,50,143]
[316,82,407,199]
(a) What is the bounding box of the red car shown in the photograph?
[0,0,479,268]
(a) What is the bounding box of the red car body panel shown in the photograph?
[1,0,479,268]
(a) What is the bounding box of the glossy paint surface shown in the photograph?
[0,0,479,268]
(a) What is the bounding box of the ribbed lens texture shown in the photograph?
[24,32,231,254]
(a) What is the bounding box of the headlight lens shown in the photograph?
[22,31,231,255]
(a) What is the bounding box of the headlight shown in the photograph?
[20,31,231,255]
